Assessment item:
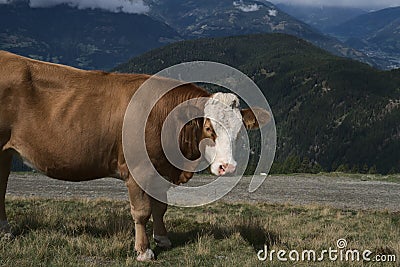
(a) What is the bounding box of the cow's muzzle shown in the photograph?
[218,163,236,176]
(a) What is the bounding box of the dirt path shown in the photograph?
[6,173,400,211]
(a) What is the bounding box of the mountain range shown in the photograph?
[114,34,400,174]
[145,0,372,67]
[0,1,181,69]
[0,0,374,69]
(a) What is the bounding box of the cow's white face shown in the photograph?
[202,92,271,176]
[203,93,244,176]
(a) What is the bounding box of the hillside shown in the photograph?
[0,1,181,70]
[114,34,400,174]
[144,0,374,67]
[329,6,400,69]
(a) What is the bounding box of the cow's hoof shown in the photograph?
[136,248,155,262]
[0,221,14,241]
[154,234,172,249]
[1,232,14,241]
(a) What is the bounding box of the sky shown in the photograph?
[269,0,400,8]
[0,0,399,11]
[0,0,149,13]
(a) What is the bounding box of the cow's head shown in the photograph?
[200,93,271,176]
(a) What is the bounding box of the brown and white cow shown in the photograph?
[0,51,270,261]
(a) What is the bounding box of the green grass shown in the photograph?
[1,197,399,266]
[269,172,400,183]
[320,172,400,183]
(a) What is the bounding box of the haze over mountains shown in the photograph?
[329,6,400,70]
[276,4,367,31]
[276,3,400,69]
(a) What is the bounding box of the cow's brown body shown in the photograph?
[0,51,269,261]
[0,51,211,260]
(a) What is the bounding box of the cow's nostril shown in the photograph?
[218,165,226,175]
[218,164,235,175]
[218,165,225,173]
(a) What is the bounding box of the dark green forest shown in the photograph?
[114,33,400,174]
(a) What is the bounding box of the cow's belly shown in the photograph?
[10,136,117,182]
[19,152,113,181]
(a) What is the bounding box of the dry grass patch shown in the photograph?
[0,197,398,266]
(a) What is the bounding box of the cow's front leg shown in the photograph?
[151,198,171,248]
[125,175,154,261]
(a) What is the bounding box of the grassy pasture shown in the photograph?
[0,197,399,266]
[273,172,400,183]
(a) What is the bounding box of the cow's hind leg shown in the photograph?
[0,150,12,239]
[125,175,154,261]
[151,198,171,248]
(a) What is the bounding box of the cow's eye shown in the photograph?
[206,127,212,132]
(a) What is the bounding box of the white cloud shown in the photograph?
[269,0,400,8]
[233,1,261,12]
[3,0,149,13]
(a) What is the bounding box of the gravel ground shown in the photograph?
[5,173,400,211]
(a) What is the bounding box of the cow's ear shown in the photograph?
[241,107,271,130]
